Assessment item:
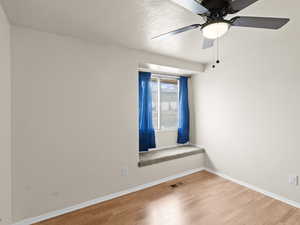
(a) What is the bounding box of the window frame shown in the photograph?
[151,74,180,132]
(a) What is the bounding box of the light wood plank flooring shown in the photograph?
[35,171,300,225]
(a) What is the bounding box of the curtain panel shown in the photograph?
[139,71,156,151]
[177,76,190,144]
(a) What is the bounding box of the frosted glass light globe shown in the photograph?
[202,22,230,39]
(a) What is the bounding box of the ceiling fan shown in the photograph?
[152,0,290,49]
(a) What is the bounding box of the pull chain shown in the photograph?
[212,37,221,69]
[212,41,215,68]
[216,37,220,64]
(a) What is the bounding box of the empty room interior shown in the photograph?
[1,0,300,224]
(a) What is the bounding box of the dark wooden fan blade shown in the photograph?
[229,0,259,13]
[231,16,290,29]
[171,0,209,15]
[152,24,201,39]
[202,38,214,49]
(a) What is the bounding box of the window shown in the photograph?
[151,75,179,131]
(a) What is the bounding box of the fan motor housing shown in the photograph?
[199,0,229,10]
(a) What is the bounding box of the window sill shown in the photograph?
[138,145,205,167]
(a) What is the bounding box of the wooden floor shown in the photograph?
[35,171,300,225]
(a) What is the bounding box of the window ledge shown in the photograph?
[138,145,205,167]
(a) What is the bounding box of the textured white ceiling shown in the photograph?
[1,0,297,63]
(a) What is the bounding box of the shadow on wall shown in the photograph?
[205,154,217,171]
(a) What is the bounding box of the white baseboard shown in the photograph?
[13,167,205,225]
[13,167,300,225]
[204,168,300,209]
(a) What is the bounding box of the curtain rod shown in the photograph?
[138,68,192,78]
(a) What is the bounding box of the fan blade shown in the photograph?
[202,38,214,49]
[229,0,259,13]
[171,0,209,15]
[231,16,290,29]
[152,24,201,39]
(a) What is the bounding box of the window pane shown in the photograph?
[151,78,158,130]
[160,79,178,130]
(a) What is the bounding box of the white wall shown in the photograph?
[0,3,11,225]
[193,37,300,204]
[11,26,204,222]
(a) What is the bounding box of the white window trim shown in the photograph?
[152,74,179,132]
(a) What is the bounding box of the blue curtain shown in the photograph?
[139,71,156,151]
[177,76,190,144]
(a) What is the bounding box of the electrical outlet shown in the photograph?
[121,167,129,176]
[288,175,299,186]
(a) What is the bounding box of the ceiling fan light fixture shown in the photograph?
[202,21,230,39]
